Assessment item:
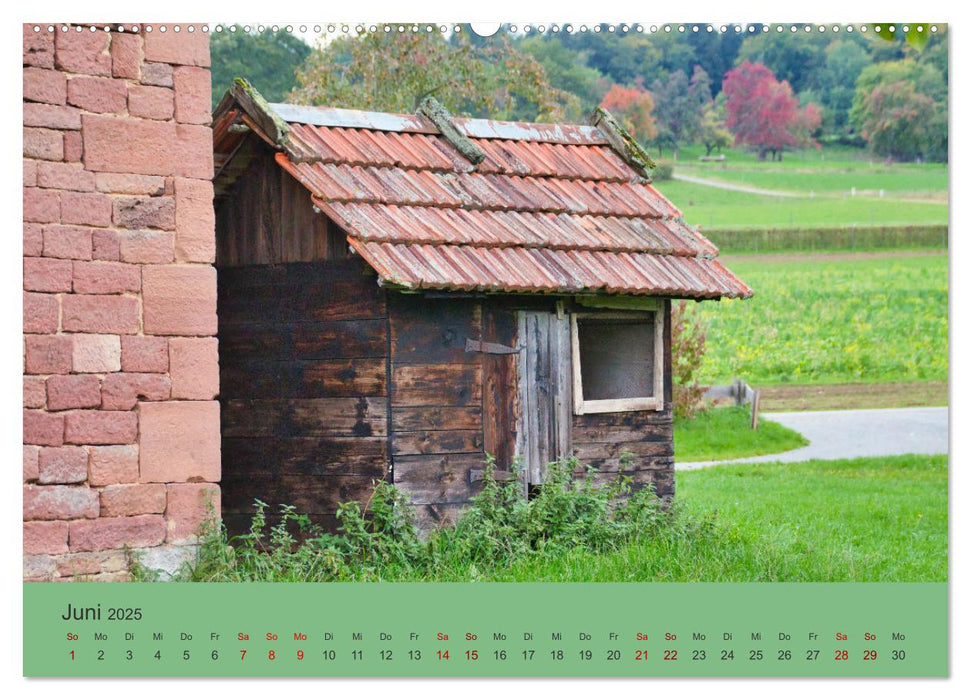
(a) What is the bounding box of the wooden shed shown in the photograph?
[212,80,752,533]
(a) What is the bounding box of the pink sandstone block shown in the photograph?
[62,295,139,334]
[23,292,59,334]
[143,26,210,67]
[36,161,96,191]
[110,33,142,79]
[173,66,211,125]
[23,67,66,105]
[142,264,216,335]
[24,257,73,291]
[46,374,102,411]
[23,521,70,555]
[23,187,60,223]
[113,196,176,230]
[118,230,175,264]
[95,173,165,196]
[174,178,215,262]
[88,445,138,486]
[100,483,167,517]
[67,76,128,114]
[128,85,174,120]
[91,229,120,261]
[69,515,166,552]
[121,335,168,373]
[23,484,99,520]
[63,131,83,162]
[38,446,89,484]
[24,335,73,374]
[101,373,171,410]
[24,127,64,161]
[169,337,218,400]
[139,401,220,483]
[24,223,45,257]
[166,483,220,543]
[72,261,141,294]
[24,410,65,447]
[54,29,111,76]
[64,410,137,445]
[23,102,82,130]
[23,25,55,69]
[72,333,121,373]
[60,191,112,227]
[42,224,94,260]
[24,445,40,482]
[140,62,173,87]
[24,376,47,409]
[82,114,213,179]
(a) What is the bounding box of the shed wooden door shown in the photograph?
[516,310,573,486]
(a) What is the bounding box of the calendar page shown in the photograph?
[20,15,950,684]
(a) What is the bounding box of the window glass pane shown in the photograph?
[577,317,654,401]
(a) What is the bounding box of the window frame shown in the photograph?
[570,308,664,415]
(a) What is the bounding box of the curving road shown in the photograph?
[676,406,949,470]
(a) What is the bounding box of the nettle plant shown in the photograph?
[151,456,669,582]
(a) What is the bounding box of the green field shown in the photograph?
[674,406,808,462]
[694,252,948,386]
[653,145,948,230]
[477,455,947,582]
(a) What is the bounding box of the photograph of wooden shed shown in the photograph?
[211,80,752,533]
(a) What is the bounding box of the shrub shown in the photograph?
[147,458,670,583]
[652,162,674,180]
[671,299,709,419]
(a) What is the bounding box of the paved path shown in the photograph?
[676,406,949,470]
[672,172,802,198]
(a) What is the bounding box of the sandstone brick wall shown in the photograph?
[23,24,219,581]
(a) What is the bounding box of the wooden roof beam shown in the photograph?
[416,97,486,165]
[590,107,657,181]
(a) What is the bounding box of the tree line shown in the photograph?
[210,24,948,163]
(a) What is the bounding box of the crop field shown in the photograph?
[693,252,948,386]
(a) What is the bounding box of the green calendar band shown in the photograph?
[24,582,947,677]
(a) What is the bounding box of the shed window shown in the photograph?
[571,311,664,414]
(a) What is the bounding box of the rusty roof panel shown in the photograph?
[352,241,752,299]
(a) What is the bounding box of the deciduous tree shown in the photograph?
[723,61,820,160]
[290,26,577,121]
[210,28,311,109]
[600,82,657,141]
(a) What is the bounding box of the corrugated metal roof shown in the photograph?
[218,99,752,300]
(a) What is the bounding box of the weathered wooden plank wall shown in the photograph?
[215,142,347,268]
[218,259,389,534]
[568,299,675,499]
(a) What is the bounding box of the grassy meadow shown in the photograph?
[653,145,948,231]
[674,405,808,462]
[165,454,947,583]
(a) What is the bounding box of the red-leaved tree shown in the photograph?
[600,82,658,141]
[723,61,820,160]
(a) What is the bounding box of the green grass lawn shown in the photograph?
[393,455,947,582]
[168,455,946,584]
[656,180,947,231]
[694,252,948,386]
[674,454,948,582]
[652,144,948,230]
[674,406,808,462]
